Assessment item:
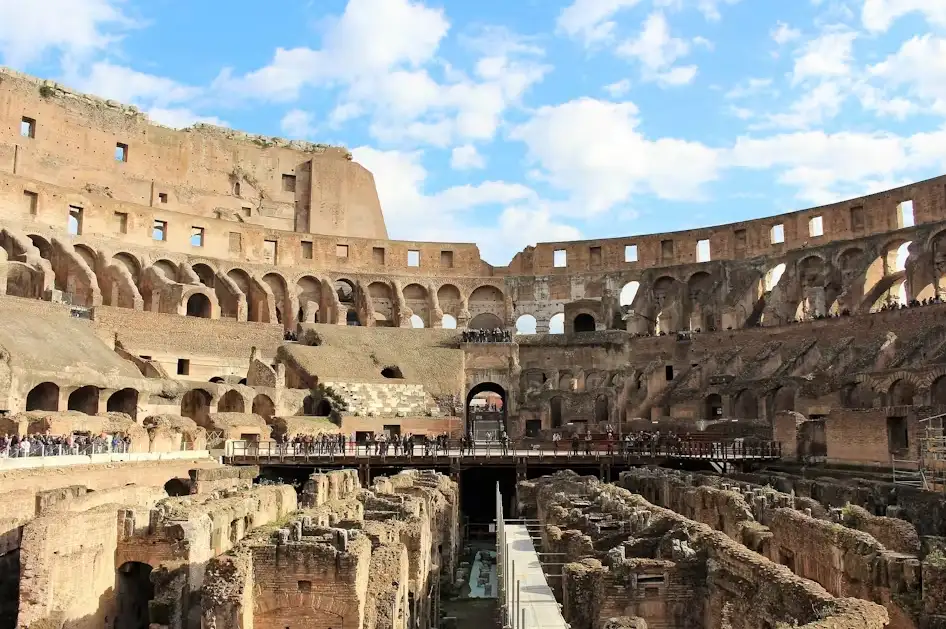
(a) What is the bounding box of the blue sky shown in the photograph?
[2,0,946,265]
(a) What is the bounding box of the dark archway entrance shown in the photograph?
[116,561,154,629]
[26,382,59,411]
[217,390,245,413]
[186,293,211,318]
[107,388,139,420]
[163,478,190,497]
[573,313,596,333]
[252,395,275,423]
[705,393,723,419]
[466,382,506,440]
[181,389,212,428]
[67,386,99,415]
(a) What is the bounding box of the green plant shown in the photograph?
[39,85,55,98]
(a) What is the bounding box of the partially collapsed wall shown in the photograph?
[201,469,458,629]
[518,470,891,629]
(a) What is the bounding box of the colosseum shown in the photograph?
[0,66,944,629]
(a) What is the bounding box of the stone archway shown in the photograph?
[218,390,245,413]
[116,561,154,629]
[107,388,139,420]
[466,382,506,439]
[186,293,212,318]
[26,382,59,411]
[252,395,275,423]
[67,386,99,414]
[181,389,212,428]
[574,313,596,333]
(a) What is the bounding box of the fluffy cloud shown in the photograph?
[147,108,227,129]
[556,0,644,45]
[790,29,857,85]
[511,97,721,215]
[616,12,699,86]
[352,146,577,264]
[280,109,317,138]
[861,0,946,32]
[867,34,946,116]
[771,21,801,45]
[450,145,485,170]
[0,0,135,67]
[604,78,632,97]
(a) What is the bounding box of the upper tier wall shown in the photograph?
[1,68,945,274]
[0,67,388,241]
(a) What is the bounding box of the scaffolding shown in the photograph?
[892,412,946,492]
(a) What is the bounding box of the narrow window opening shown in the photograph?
[553,249,567,268]
[887,416,908,452]
[229,232,242,254]
[233,181,241,197]
[665,365,674,381]
[263,239,277,264]
[241,206,251,217]
[407,250,420,267]
[68,206,83,236]
[696,239,710,262]
[809,215,824,237]
[20,117,36,138]
[373,247,385,264]
[24,190,38,215]
[115,143,128,162]
[440,250,454,268]
[191,227,205,247]
[625,244,638,262]
[850,206,865,231]
[152,220,167,241]
[589,246,602,266]
[177,359,190,376]
[336,244,349,258]
[115,212,128,234]
[770,223,785,244]
[158,192,168,204]
[897,200,915,228]
[660,240,674,263]
[301,241,313,259]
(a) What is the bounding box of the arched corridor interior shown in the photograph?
[116,561,154,629]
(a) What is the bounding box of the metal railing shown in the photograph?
[226,438,782,462]
[0,439,131,458]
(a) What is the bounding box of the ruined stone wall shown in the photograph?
[523,471,890,629]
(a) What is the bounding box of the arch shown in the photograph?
[163,478,190,497]
[469,313,503,329]
[469,285,504,302]
[218,390,245,413]
[113,253,141,282]
[841,381,874,409]
[889,379,915,406]
[550,396,564,428]
[186,292,212,318]
[314,399,332,417]
[262,272,288,325]
[26,382,59,411]
[594,395,608,424]
[252,394,275,423]
[705,393,723,419]
[515,314,537,335]
[67,385,99,414]
[410,314,425,329]
[346,310,361,326]
[771,386,796,413]
[733,389,758,419]
[368,281,394,324]
[932,376,946,406]
[548,313,565,335]
[466,382,507,437]
[296,276,323,323]
[107,388,138,420]
[181,389,212,428]
[335,279,356,303]
[764,263,787,291]
[573,313,596,333]
[27,234,51,260]
[192,263,215,288]
[116,561,154,629]
[209,377,226,384]
[74,244,97,270]
[619,281,640,307]
[441,314,457,329]
[152,259,178,281]
[381,366,404,379]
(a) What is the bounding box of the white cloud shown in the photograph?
[867,34,946,116]
[72,61,198,107]
[791,29,857,85]
[771,21,801,45]
[760,81,847,129]
[352,146,577,264]
[511,97,721,215]
[616,12,699,86]
[0,0,135,67]
[450,145,485,170]
[147,108,227,129]
[604,78,632,97]
[861,0,946,32]
[280,109,317,138]
[727,128,946,203]
[725,77,773,99]
[556,0,644,46]
[694,0,742,21]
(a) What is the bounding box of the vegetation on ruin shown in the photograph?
[38,85,56,98]
[305,383,348,422]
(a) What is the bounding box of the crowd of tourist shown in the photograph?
[0,432,132,458]
[461,328,512,343]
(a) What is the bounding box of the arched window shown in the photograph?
[573,313,596,333]
[186,293,211,318]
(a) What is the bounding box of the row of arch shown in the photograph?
[25,382,138,419]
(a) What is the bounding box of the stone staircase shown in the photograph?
[325,381,438,417]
